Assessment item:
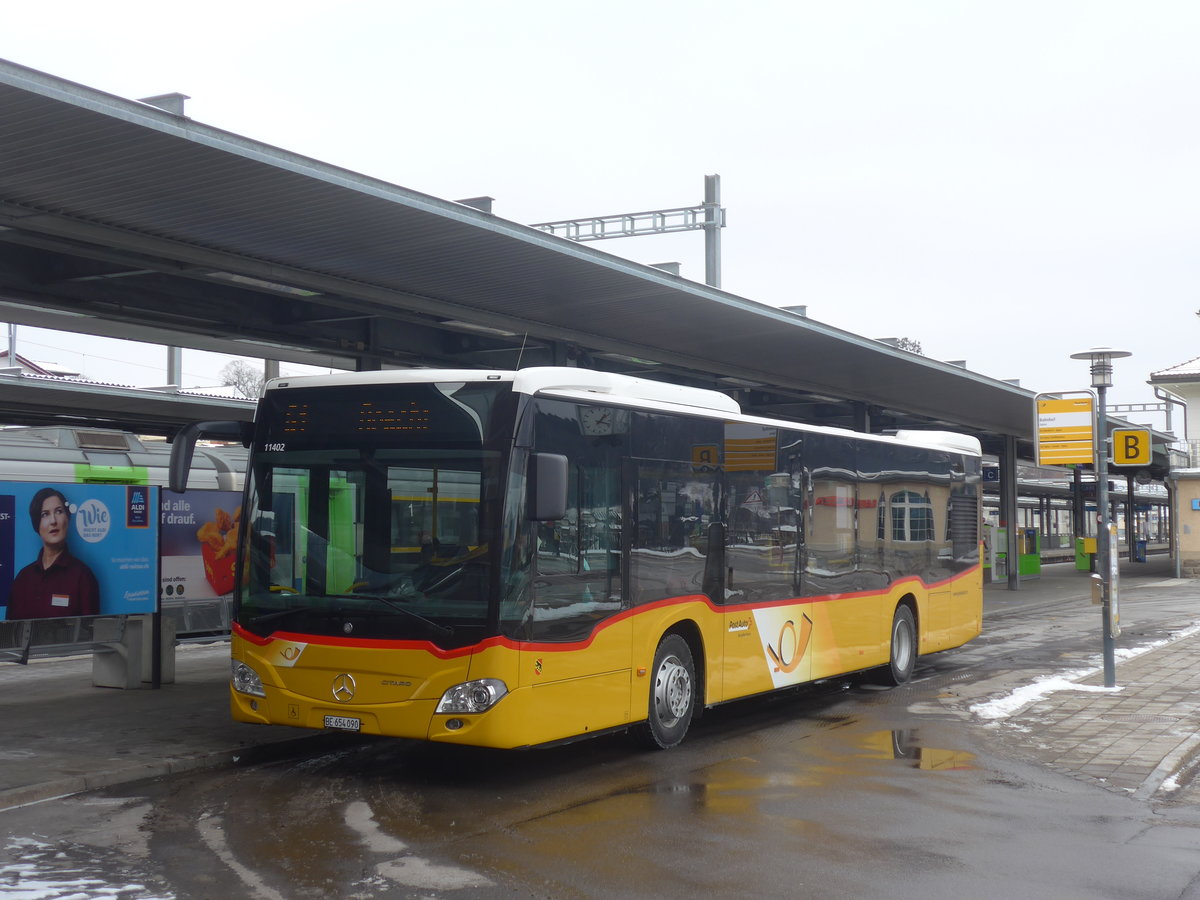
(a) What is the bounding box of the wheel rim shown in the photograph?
[893,618,913,672]
[653,654,692,726]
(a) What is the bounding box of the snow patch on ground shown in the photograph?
[0,836,171,900]
[970,672,1119,720]
[969,622,1200,721]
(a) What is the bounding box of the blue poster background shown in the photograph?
[0,482,159,621]
[0,494,14,606]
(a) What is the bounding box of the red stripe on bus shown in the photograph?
[233,562,980,656]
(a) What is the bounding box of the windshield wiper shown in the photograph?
[325,594,454,640]
[248,605,316,626]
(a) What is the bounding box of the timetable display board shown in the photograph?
[1035,393,1096,466]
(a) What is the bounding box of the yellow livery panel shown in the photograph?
[231,565,981,748]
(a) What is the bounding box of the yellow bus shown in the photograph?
[171,368,983,749]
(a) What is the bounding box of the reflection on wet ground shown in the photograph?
[1,835,172,900]
[0,673,984,898]
[858,729,978,771]
[442,722,984,849]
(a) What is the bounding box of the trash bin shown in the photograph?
[1075,537,1097,572]
[1134,540,1147,563]
[1020,528,1041,576]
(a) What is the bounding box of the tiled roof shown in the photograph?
[1149,356,1200,383]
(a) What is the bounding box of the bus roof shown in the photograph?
[264,367,980,457]
[266,367,739,414]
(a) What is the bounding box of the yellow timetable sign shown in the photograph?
[1038,441,1094,465]
[1035,394,1095,466]
[724,437,777,471]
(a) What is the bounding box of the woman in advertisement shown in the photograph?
[6,487,100,620]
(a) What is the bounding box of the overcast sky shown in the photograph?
[3,1,1198,411]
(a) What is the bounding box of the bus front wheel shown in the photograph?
[886,605,917,685]
[639,634,696,749]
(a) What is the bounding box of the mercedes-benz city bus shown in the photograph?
[170,367,983,749]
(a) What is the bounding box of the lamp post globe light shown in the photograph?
[1070,347,1132,688]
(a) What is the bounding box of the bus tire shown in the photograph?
[886,604,917,685]
[639,634,696,749]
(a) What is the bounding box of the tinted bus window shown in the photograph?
[801,433,858,597]
[528,398,628,642]
[630,460,720,605]
[724,423,794,605]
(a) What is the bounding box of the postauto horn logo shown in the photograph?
[752,608,814,688]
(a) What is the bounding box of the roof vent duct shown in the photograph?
[76,431,131,451]
[138,92,190,116]
[456,196,494,214]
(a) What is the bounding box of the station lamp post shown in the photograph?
[1070,346,1131,688]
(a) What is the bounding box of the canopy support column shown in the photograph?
[1000,434,1021,590]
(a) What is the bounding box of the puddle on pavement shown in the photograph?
[857,729,976,771]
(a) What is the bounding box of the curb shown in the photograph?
[0,733,351,813]
[1132,732,1200,801]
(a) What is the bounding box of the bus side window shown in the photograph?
[630,461,718,605]
[725,462,794,605]
[529,462,626,641]
[802,434,858,597]
[527,396,629,642]
[536,468,578,575]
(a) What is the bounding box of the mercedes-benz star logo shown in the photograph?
[332,673,357,703]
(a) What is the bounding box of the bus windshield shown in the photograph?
[237,381,513,647]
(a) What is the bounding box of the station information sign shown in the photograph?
[1034,392,1096,466]
[1111,429,1151,467]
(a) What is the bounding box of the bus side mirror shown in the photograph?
[169,420,253,493]
[528,453,568,521]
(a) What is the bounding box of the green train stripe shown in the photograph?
[72,464,150,484]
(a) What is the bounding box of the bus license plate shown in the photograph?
[324,715,361,732]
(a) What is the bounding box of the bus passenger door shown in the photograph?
[627,460,725,701]
[722,457,810,700]
[800,434,862,678]
[519,444,633,742]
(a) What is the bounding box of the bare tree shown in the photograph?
[220,360,265,399]
[895,337,924,355]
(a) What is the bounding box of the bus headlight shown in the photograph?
[436,678,508,714]
[232,660,266,697]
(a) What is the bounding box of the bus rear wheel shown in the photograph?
[885,605,917,685]
[639,634,696,749]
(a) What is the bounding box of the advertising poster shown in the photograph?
[160,491,242,602]
[0,482,158,621]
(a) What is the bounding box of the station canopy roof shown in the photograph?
[0,57,1169,471]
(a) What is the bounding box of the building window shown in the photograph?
[890,490,934,542]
